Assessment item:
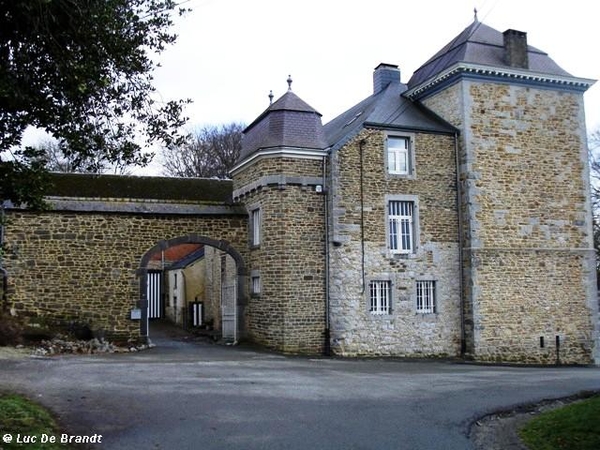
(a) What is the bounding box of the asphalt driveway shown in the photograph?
[1,327,599,450]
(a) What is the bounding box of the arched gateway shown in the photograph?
[2,173,249,343]
[137,234,247,341]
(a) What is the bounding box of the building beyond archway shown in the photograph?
[138,235,247,342]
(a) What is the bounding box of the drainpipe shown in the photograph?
[323,150,331,356]
[454,132,467,357]
[359,139,366,294]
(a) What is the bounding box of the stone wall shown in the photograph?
[235,157,327,354]
[3,206,248,342]
[423,79,599,364]
[232,157,324,191]
[328,128,462,357]
[201,246,237,331]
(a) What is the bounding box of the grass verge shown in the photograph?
[0,393,72,449]
[519,395,600,450]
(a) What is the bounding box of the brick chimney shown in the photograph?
[503,29,529,69]
[373,63,401,94]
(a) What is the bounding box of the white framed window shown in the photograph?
[251,208,261,246]
[387,136,411,175]
[251,275,261,295]
[369,280,391,315]
[416,280,436,314]
[389,200,414,254]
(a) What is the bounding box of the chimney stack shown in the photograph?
[503,29,529,69]
[373,63,401,94]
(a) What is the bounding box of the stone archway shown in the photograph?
[137,234,247,342]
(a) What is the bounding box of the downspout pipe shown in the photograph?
[323,149,331,356]
[454,132,467,357]
[359,139,366,294]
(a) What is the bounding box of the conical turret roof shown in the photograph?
[238,90,326,163]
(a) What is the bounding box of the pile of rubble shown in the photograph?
[30,335,154,356]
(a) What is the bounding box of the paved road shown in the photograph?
[1,328,599,450]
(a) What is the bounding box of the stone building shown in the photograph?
[2,18,598,364]
[231,17,598,363]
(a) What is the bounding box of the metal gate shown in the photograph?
[221,282,237,342]
[190,302,203,327]
[146,270,163,319]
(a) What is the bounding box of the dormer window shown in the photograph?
[387,136,412,175]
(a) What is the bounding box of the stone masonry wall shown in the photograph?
[201,246,236,332]
[235,157,327,354]
[3,209,247,342]
[233,157,324,191]
[329,128,462,357]
[424,79,598,364]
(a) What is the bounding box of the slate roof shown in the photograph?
[169,246,206,270]
[408,20,572,90]
[239,90,327,162]
[323,81,456,151]
[47,172,234,204]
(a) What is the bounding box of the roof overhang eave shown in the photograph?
[363,121,458,135]
[230,146,328,177]
[405,62,596,100]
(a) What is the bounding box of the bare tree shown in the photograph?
[161,123,244,179]
[589,130,600,207]
[35,139,131,174]
[588,129,600,274]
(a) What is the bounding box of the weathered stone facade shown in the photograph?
[422,80,598,363]
[231,89,328,354]
[328,129,462,356]
[232,153,327,353]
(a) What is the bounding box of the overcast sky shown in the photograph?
[30,0,600,175]
[141,0,600,174]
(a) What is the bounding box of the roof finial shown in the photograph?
[474,7,478,22]
[287,75,293,91]
[268,90,274,105]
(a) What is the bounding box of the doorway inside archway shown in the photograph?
[138,236,246,344]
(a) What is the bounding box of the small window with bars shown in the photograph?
[416,280,436,314]
[389,200,414,254]
[369,280,391,315]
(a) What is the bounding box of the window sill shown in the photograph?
[389,252,416,260]
[415,313,438,320]
[387,172,416,180]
